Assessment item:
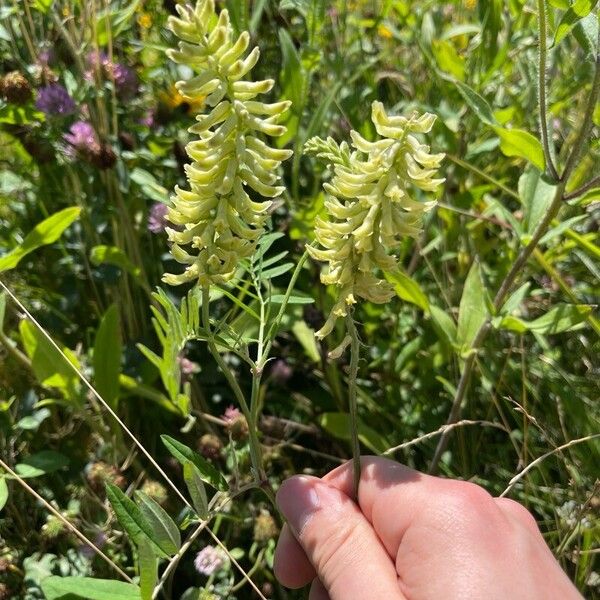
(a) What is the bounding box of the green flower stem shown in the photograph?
[258,248,311,373]
[429,181,566,474]
[536,0,559,181]
[560,27,600,184]
[346,314,362,501]
[201,286,266,484]
[431,41,600,473]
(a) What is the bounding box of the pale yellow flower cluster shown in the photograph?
[164,0,292,287]
[306,102,444,338]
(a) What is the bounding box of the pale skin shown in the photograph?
[273,456,583,600]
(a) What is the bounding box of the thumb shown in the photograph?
[276,475,405,600]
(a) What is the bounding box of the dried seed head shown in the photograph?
[1,71,32,104]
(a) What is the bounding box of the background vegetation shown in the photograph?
[0,0,598,598]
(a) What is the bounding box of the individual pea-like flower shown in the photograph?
[193,545,228,576]
[305,101,444,339]
[35,83,76,116]
[163,0,292,287]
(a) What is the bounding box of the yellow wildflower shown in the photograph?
[305,102,444,339]
[163,0,292,287]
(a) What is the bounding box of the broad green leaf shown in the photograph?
[31,0,53,12]
[494,304,591,334]
[135,491,181,555]
[548,0,570,8]
[161,435,228,491]
[19,320,80,401]
[0,477,8,511]
[432,40,465,80]
[492,127,545,172]
[573,12,599,59]
[501,283,531,315]
[90,246,142,280]
[553,0,599,46]
[526,304,592,334]
[183,461,209,519]
[279,0,309,15]
[94,304,122,411]
[0,207,80,272]
[456,262,488,351]
[0,104,45,124]
[291,320,320,362]
[518,168,558,236]
[106,484,169,558]
[319,412,388,454]
[41,576,141,600]
[278,28,304,109]
[130,168,169,203]
[453,80,496,126]
[384,270,430,311]
[15,450,69,478]
[16,408,51,431]
[138,538,157,600]
[429,305,457,346]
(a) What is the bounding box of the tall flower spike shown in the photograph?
[164,0,292,286]
[306,101,445,339]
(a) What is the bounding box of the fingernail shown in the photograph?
[277,477,340,536]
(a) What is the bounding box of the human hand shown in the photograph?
[273,456,582,599]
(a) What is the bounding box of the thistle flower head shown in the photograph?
[35,83,76,116]
[163,0,292,287]
[306,102,444,339]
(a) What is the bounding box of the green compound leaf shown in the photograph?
[105,484,169,558]
[161,435,228,491]
[41,576,141,600]
[0,207,80,273]
[492,127,545,172]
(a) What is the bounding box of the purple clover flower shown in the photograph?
[193,546,227,576]
[64,121,97,151]
[222,406,241,423]
[112,63,138,99]
[35,84,76,116]
[148,202,169,234]
[140,108,156,128]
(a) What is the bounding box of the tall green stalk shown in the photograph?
[346,314,361,500]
